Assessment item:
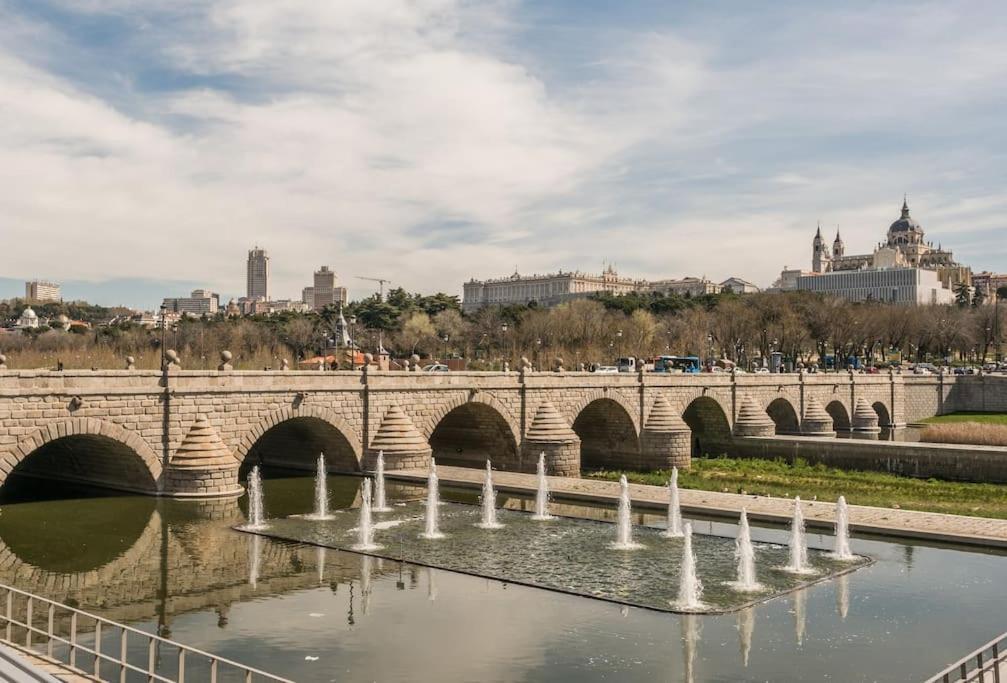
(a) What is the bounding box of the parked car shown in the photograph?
[753,367,770,374]
[422,364,450,372]
[593,365,619,374]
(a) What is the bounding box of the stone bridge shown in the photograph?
[0,368,1002,497]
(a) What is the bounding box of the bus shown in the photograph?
[652,355,701,374]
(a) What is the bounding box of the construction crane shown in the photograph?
[355,276,392,301]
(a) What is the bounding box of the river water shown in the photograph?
[0,471,1003,682]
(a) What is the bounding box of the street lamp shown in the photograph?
[706,333,714,370]
[349,315,357,370]
[159,305,167,370]
[534,337,542,371]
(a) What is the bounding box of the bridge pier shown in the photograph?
[521,402,580,476]
[639,396,691,470]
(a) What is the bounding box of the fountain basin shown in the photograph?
[236,501,872,614]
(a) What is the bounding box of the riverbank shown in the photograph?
[589,457,1007,519]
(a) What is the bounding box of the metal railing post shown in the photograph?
[177,649,186,683]
[120,628,128,683]
[148,636,156,682]
[5,589,12,641]
[69,612,77,669]
[46,604,54,658]
[25,597,32,648]
[94,620,102,678]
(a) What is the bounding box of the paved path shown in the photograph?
[0,645,95,682]
[387,466,1007,549]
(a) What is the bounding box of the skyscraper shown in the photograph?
[310,266,348,310]
[246,247,269,300]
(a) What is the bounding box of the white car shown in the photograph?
[753,367,770,374]
[593,366,619,374]
[422,364,450,372]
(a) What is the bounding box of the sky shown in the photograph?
[2,0,1006,309]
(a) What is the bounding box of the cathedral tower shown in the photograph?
[812,223,830,273]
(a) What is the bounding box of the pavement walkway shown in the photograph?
[387,465,1007,548]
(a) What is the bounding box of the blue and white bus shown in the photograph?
[652,355,701,374]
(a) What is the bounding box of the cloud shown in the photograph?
[1,0,1005,307]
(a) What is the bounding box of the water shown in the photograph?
[663,467,684,538]
[832,496,854,561]
[730,509,761,592]
[785,497,813,574]
[532,453,554,521]
[476,461,503,530]
[675,523,704,611]
[421,459,445,539]
[244,466,266,530]
[353,478,380,551]
[304,454,334,521]
[0,473,1005,681]
[373,451,392,513]
[612,475,643,550]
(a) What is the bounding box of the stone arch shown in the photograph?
[566,390,641,435]
[825,400,851,431]
[422,392,521,448]
[766,397,801,434]
[572,398,641,470]
[236,405,362,474]
[2,418,161,494]
[428,400,520,470]
[872,402,892,429]
[681,396,732,458]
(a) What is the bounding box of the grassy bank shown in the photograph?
[921,412,1007,425]
[588,457,1007,519]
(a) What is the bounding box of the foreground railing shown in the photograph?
[0,583,292,682]
[925,631,1006,683]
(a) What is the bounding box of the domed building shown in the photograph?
[810,197,971,291]
[16,306,40,330]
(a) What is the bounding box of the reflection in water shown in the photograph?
[361,554,373,615]
[317,546,326,584]
[836,573,849,620]
[249,533,262,589]
[794,588,807,646]
[737,606,754,667]
[681,613,700,683]
[427,567,439,602]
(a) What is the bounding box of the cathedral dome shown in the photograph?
[888,198,922,234]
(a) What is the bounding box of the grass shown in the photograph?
[921,423,1007,447]
[587,456,1007,519]
[921,412,1007,425]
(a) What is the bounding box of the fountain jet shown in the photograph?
[832,496,855,560]
[531,453,554,521]
[476,460,504,529]
[352,477,381,550]
[675,522,704,610]
[612,475,644,549]
[662,467,684,538]
[373,451,393,513]
[420,458,445,539]
[785,497,814,574]
[731,509,762,592]
[305,453,335,520]
[244,465,267,530]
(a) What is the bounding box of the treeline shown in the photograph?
[1,288,1005,370]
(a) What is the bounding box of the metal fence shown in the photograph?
[0,583,293,682]
[926,632,1006,683]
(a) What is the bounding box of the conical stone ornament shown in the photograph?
[166,414,242,498]
[852,397,881,432]
[525,402,577,441]
[733,395,776,437]
[370,405,428,452]
[801,397,836,436]
[644,396,688,433]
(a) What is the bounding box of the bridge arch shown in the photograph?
[567,391,641,435]
[681,396,732,458]
[422,393,521,447]
[428,398,520,470]
[872,402,892,429]
[766,397,801,434]
[825,400,851,431]
[236,406,362,474]
[2,418,161,494]
[572,397,640,470]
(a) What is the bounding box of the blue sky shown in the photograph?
[2,0,1006,309]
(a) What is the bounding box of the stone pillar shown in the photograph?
[164,414,242,498]
[852,397,880,437]
[733,395,775,437]
[521,401,580,476]
[367,405,431,470]
[640,396,691,470]
[801,396,836,437]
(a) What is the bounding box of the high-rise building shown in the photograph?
[25,280,61,303]
[162,289,220,316]
[246,247,270,300]
[310,266,348,310]
[302,287,315,306]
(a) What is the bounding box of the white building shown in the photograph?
[15,306,40,330]
[796,264,953,304]
[24,280,61,303]
[162,289,220,316]
[719,277,761,294]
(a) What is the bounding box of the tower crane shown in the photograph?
[355,276,392,301]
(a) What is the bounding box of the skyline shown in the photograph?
[3,1,1007,309]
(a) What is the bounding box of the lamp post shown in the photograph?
[442,334,450,364]
[706,333,714,371]
[349,315,357,370]
[500,322,509,370]
[159,305,167,370]
[534,337,542,371]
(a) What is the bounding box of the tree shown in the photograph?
[282,317,318,360]
[400,312,437,355]
[954,282,971,307]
